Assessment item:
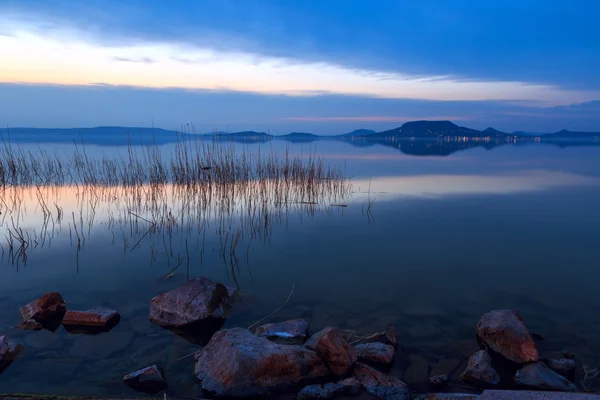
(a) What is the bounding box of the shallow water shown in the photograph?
[2,139,600,396]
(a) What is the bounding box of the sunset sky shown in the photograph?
[1,0,599,134]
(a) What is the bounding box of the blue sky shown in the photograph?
[0,0,599,134]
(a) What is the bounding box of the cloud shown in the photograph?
[112,56,156,64]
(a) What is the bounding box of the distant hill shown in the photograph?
[373,121,491,138]
[278,132,322,142]
[483,127,508,136]
[339,129,376,137]
[543,129,600,138]
[213,131,272,140]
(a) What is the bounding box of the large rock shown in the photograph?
[0,336,23,372]
[255,318,310,345]
[20,292,66,324]
[514,362,577,392]
[63,307,120,333]
[297,377,361,400]
[546,358,576,376]
[476,310,538,364]
[123,364,168,394]
[194,328,331,397]
[461,350,501,387]
[355,342,395,365]
[305,327,357,376]
[149,277,237,328]
[353,363,410,400]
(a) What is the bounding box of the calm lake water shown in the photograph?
[2,139,600,396]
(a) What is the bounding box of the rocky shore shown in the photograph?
[1,277,599,399]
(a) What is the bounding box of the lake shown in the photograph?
[1,138,600,397]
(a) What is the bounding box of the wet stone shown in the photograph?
[1,335,24,373]
[255,318,310,345]
[123,364,168,394]
[62,307,120,330]
[19,292,67,329]
[297,377,361,400]
[14,319,43,331]
[417,394,480,400]
[353,362,410,400]
[355,342,395,365]
[514,361,577,392]
[461,350,500,387]
[305,327,357,376]
[546,358,576,376]
[429,374,449,387]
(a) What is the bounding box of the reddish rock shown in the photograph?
[14,319,43,331]
[123,364,168,394]
[476,310,539,364]
[194,328,331,397]
[305,327,357,376]
[20,292,66,323]
[149,277,237,328]
[514,362,577,392]
[255,318,310,344]
[297,377,361,400]
[381,324,398,347]
[461,350,501,387]
[355,342,395,365]
[0,336,24,372]
[353,362,410,400]
[63,307,120,329]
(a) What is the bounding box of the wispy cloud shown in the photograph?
[112,56,155,64]
[283,115,475,122]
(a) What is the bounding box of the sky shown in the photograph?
[0,0,599,134]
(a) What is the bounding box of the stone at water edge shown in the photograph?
[416,394,480,400]
[62,307,120,330]
[255,318,310,345]
[195,328,331,397]
[461,350,501,387]
[0,335,24,371]
[297,377,361,400]
[123,364,168,394]
[429,374,449,387]
[305,327,358,376]
[19,292,66,323]
[354,342,395,365]
[149,277,237,328]
[476,309,539,364]
[353,362,410,400]
[514,361,577,392]
[546,358,576,376]
[14,319,43,331]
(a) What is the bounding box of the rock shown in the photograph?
[0,335,24,371]
[480,390,598,399]
[305,327,357,376]
[355,342,395,365]
[62,307,120,333]
[14,319,43,331]
[417,395,480,400]
[514,362,577,392]
[123,364,168,394]
[297,377,361,400]
[546,358,576,376]
[476,310,538,364]
[403,354,430,384]
[149,277,237,329]
[382,324,398,347]
[194,328,331,397]
[255,318,310,345]
[353,362,410,400]
[461,350,500,386]
[19,292,66,325]
[429,374,449,387]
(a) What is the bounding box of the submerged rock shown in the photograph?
[546,358,576,376]
[14,319,43,331]
[476,310,538,364]
[353,362,410,400]
[417,394,480,400]
[20,292,66,327]
[62,307,120,333]
[123,364,168,394]
[305,327,357,376]
[194,328,331,397]
[297,377,361,400]
[429,374,449,388]
[461,350,501,387]
[0,336,23,373]
[355,342,395,365]
[255,318,310,345]
[514,361,577,392]
[371,324,398,347]
[403,354,430,384]
[149,277,237,329]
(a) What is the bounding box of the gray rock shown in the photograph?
[461,350,500,386]
[255,318,310,345]
[417,394,480,400]
[514,362,577,392]
[480,390,598,399]
[354,362,410,400]
[123,364,168,394]
[476,310,538,364]
[195,328,331,397]
[546,358,576,376]
[297,377,361,400]
[355,342,395,365]
[149,277,237,328]
[305,327,357,376]
[429,374,449,387]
